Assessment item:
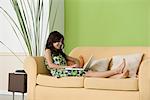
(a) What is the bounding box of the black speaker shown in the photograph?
[8,73,27,93]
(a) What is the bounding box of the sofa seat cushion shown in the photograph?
[84,78,138,91]
[37,74,84,88]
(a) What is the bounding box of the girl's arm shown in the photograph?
[45,49,61,68]
[45,49,76,68]
[66,55,81,68]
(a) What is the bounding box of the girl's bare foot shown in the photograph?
[122,69,129,78]
[114,58,126,74]
[118,69,129,79]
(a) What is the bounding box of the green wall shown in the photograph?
[65,0,150,54]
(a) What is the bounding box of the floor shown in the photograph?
[0,94,26,100]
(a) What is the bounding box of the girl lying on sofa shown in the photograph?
[44,31,129,78]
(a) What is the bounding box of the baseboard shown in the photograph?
[0,90,27,95]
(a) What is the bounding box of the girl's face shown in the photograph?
[53,38,63,50]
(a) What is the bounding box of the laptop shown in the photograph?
[65,55,94,71]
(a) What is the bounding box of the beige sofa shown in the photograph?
[24,47,150,100]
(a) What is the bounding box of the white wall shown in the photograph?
[0,0,24,52]
[0,0,64,94]
[0,53,26,94]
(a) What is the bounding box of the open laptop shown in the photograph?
[65,55,94,71]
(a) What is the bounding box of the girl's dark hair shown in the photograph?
[45,31,66,58]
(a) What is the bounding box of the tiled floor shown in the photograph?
[0,94,26,100]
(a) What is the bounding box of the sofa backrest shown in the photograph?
[33,47,150,74]
[69,47,150,62]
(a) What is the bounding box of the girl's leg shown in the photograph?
[109,69,129,79]
[85,59,126,78]
[85,70,118,78]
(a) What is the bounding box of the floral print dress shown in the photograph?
[45,54,85,78]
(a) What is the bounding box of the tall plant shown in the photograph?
[0,0,58,56]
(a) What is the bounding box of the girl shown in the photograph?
[44,31,129,78]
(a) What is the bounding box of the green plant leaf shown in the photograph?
[0,0,57,56]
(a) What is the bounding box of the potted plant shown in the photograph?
[0,0,58,56]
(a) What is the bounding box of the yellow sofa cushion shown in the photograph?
[84,78,138,91]
[37,74,84,87]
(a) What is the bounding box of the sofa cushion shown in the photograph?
[84,78,138,91]
[90,58,110,72]
[111,53,144,78]
[37,74,84,87]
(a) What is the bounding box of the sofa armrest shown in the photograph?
[24,56,37,100]
[139,59,150,100]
